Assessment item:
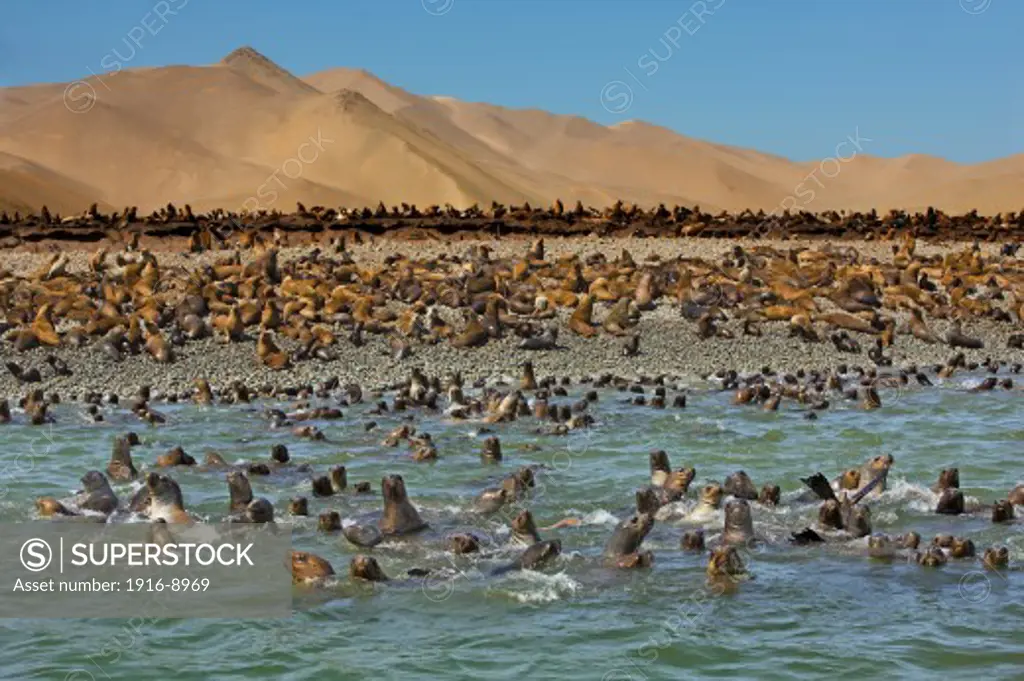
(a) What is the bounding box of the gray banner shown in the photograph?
[0,522,292,618]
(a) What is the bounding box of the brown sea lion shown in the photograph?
[107,435,138,481]
[291,550,335,584]
[603,512,654,564]
[681,529,706,551]
[706,545,746,581]
[991,500,1014,523]
[156,446,196,467]
[318,511,341,532]
[936,488,965,515]
[649,450,671,486]
[723,471,758,500]
[446,533,481,555]
[350,555,389,582]
[949,537,976,559]
[511,509,542,546]
[916,547,947,567]
[379,474,427,536]
[690,482,724,518]
[74,471,118,516]
[490,540,562,575]
[289,497,308,516]
[757,484,781,507]
[982,546,1009,570]
[227,471,253,512]
[636,487,661,516]
[933,468,960,492]
[36,497,77,517]
[481,436,502,463]
[1008,484,1024,505]
[819,499,843,531]
[145,472,191,524]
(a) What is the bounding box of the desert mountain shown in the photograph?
[0,46,1021,215]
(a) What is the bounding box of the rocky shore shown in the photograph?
[1,236,1021,401]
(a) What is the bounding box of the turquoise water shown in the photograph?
[0,374,1021,680]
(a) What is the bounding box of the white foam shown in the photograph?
[504,570,580,604]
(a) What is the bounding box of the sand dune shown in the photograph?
[0,46,1022,215]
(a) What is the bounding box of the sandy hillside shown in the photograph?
[0,46,1022,216]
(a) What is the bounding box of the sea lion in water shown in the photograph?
[291,550,335,584]
[916,547,947,567]
[107,435,138,481]
[237,498,274,524]
[490,540,562,576]
[933,468,959,492]
[649,450,671,486]
[949,537,975,559]
[446,533,481,555]
[681,529,706,551]
[473,476,519,514]
[819,499,843,531]
[706,545,746,581]
[664,467,696,500]
[690,482,723,519]
[721,499,755,545]
[603,512,655,566]
[36,497,77,517]
[991,500,1014,523]
[319,511,341,532]
[145,472,191,524]
[289,497,308,516]
[511,509,542,546]
[757,484,780,507]
[983,546,1009,570]
[1008,484,1024,505]
[379,474,427,535]
[350,555,389,582]
[936,488,965,515]
[723,471,758,500]
[481,436,502,463]
[156,446,196,467]
[74,471,118,515]
[636,487,661,515]
[227,471,253,512]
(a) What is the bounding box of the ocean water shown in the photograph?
[0,374,1021,680]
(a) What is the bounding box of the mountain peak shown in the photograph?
[219,46,320,95]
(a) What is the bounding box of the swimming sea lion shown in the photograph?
[982,546,1009,570]
[819,499,843,531]
[706,545,746,581]
[681,529,705,551]
[992,500,1014,523]
[238,498,274,524]
[318,511,341,532]
[664,467,696,500]
[490,539,562,576]
[603,512,654,565]
[867,534,896,559]
[936,488,965,515]
[289,497,309,516]
[757,484,780,507]
[291,550,335,584]
[636,487,662,515]
[36,497,77,517]
[649,450,671,486]
[446,533,481,555]
[379,474,427,536]
[75,471,118,515]
[156,446,196,467]
[933,468,959,492]
[107,435,138,481]
[690,482,723,519]
[350,555,389,582]
[227,471,254,512]
[511,509,542,546]
[723,471,758,500]
[145,472,191,524]
[721,499,755,544]
[1008,484,1024,505]
[481,436,502,463]
[949,537,975,559]
[916,547,947,567]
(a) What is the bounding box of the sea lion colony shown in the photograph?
[3,202,1024,244]
[1,218,1023,389]
[16,364,1021,591]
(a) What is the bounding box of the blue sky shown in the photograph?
[1,0,1021,163]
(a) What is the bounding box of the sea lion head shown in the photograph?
[446,533,481,555]
[950,537,976,559]
[382,474,409,504]
[982,546,1009,570]
[723,499,755,544]
[992,500,1014,523]
[81,470,112,494]
[681,529,705,551]
[227,471,253,511]
[311,475,333,497]
[515,466,535,490]
[1007,484,1024,505]
[847,505,871,538]
[270,444,289,464]
[916,547,947,567]
[935,468,960,491]
[616,550,654,569]
[699,482,724,509]
[757,484,781,507]
[839,469,861,491]
[329,466,347,492]
[932,534,954,548]
[204,451,229,468]
[246,498,274,524]
[511,509,540,543]
[108,435,138,481]
[291,550,335,583]
[481,436,502,462]
[350,555,389,582]
[665,467,696,497]
[318,511,341,532]
[867,453,894,474]
[723,471,758,500]
[156,446,196,467]
[819,499,843,530]
[899,532,921,550]
[936,488,965,515]
[649,450,671,484]
[288,497,308,516]
[636,487,661,516]
[867,534,892,558]
[706,545,746,579]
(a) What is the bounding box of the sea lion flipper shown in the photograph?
[849,471,886,505]
[800,473,837,501]
[790,527,825,545]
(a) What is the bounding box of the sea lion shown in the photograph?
[379,474,427,536]
[936,488,965,515]
[107,435,138,481]
[867,534,896,559]
[856,454,893,496]
[236,498,274,524]
[1008,484,1024,505]
[723,471,758,500]
[982,546,1009,570]
[490,540,562,576]
[991,500,1014,523]
[446,533,481,555]
[603,512,654,565]
[291,550,335,584]
[511,509,542,546]
[481,436,502,463]
[681,529,706,551]
[916,547,947,567]
[227,471,253,512]
[520,361,537,391]
[156,446,196,467]
[818,499,843,531]
[36,497,78,517]
[636,487,662,515]
[350,555,389,582]
[74,471,119,516]
[649,450,671,486]
[330,466,348,492]
[706,545,746,581]
[145,472,191,524]
[289,497,309,516]
[933,468,959,492]
[899,532,921,550]
[721,499,755,545]
[318,511,341,532]
[664,467,696,500]
[690,482,723,519]
[949,537,976,559]
[757,484,780,507]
